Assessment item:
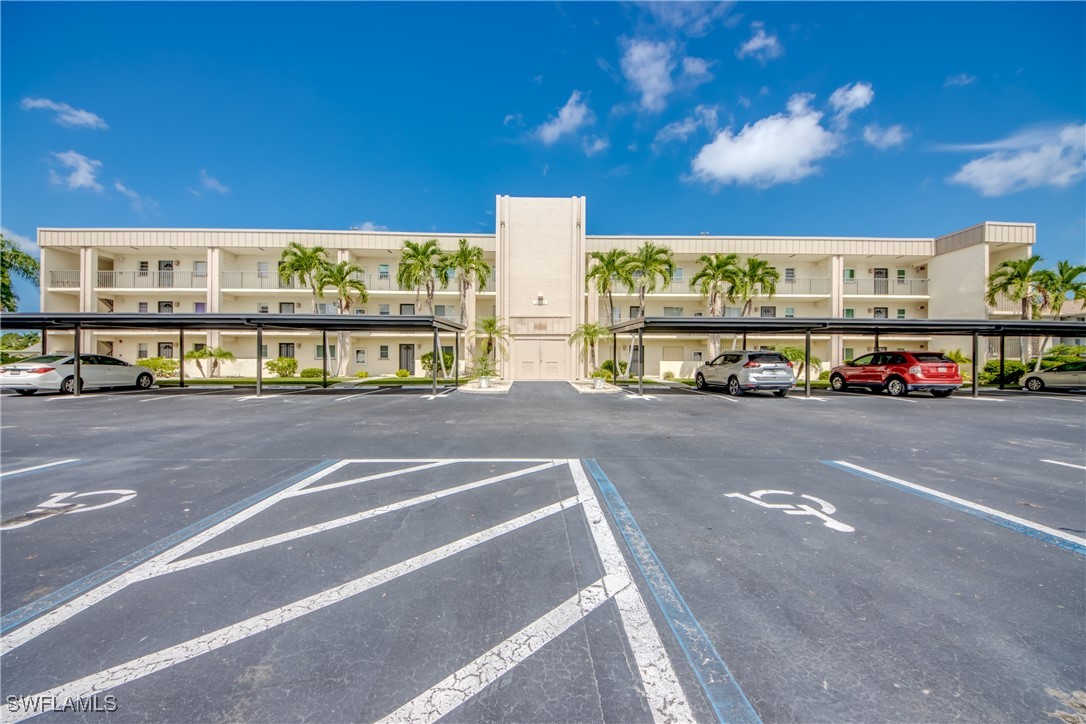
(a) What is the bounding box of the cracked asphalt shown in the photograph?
[1,382,1083,722]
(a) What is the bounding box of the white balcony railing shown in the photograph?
[96,271,207,289]
[842,278,928,296]
[48,271,81,288]
[616,277,831,296]
[987,294,1023,314]
[220,271,494,293]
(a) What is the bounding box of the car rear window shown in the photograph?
[913,353,951,363]
[749,353,788,364]
[17,355,67,364]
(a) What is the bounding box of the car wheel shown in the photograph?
[773,389,788,397]
[16,390,36,396]
[1024,377,1044,392]
[727,376,743,396]
[60,376,84,394]
[829,373,847,391]
[931,389,953,398]
[886,377,908,396]
[136,373,153,389]
[695,373,708,390]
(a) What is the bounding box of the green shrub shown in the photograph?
[0,352,19,365]
[818,370,831,381]
[264,356,298,377]
[978,359,1027,385]
[299,367,325,378]
[395,368,410,378]
[662,371,675,381]
[140,356,179,377]
[472,356,496,378]
[420,351,455,376]
[597,359,628,377]
[355,370,369,378]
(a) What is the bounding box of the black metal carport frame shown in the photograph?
[609,317,1086,398]
[0,313,466,397]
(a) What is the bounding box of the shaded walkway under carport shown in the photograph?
[608,317,1086,398]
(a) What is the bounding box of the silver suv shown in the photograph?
[694,350,796,396]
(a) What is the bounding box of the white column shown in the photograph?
[78,247,97,350]
[207,248,222,349]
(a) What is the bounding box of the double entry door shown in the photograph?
[513,338,567,380]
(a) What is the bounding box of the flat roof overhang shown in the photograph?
[609,316,1086,338]
[0,313,467,334]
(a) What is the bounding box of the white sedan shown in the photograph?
[0,354,155,395]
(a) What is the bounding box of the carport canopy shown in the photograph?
[1,313,467,397]
[608,316,1086,398]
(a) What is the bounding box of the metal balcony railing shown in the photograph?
[842,278,928,295]
[96,271,207,289]
[221,272,306,290]
[48,271,81,288]
[987,294,1023,314]
[616,277,830,296]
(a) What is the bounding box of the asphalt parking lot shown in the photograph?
[1,382,1083,723]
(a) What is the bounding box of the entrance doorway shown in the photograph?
[513,338,567,380]
[399,344,415,374]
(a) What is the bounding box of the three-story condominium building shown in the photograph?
[38,195,1033,379]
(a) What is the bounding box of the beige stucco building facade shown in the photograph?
[37,195,1033,380]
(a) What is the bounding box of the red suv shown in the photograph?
[829,351,962,397]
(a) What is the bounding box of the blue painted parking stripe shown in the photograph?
[583,459,761,724]
[822,460,1086,556]
[0,460,338,634]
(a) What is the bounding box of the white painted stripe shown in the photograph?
[139,389,227,403]
[286,461,454,497]
[1041,459,1086,471]
[4,498,581,722]
[160,462,559,577]
[335,388,384,401]
[567,460,694,723]
[832,461,1086,547]
[0,459,80,479]
[0,461,350,657]
[338,458,553,463]
[380,575,624,723]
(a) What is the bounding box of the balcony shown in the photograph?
[221,272,306,290]
[97,271,207,289]
[842,278,928,296]
[613,277,831,296]
[987,294,1023,315]
[48,271,80,288]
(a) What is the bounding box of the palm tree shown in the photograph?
[623,242,676,317]
[586,248,632,324]
[438,239,492,325]
[1032,260,1086,370]
[317,260,370,376]
[727,257,780,317]
[278,242,328,313]
[471,316,510,374]
[778,346,822,379]
[690,253,739,358]
[568,322,612,376]
[1,234,41,312]
[183,346,236,378]
[985,255,1049,361]
[397,239,443,314]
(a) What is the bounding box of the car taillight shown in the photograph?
[743,361,760,368]
[908,365,921,375]
[786,361,794,367]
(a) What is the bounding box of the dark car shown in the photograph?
[829,351,962,397]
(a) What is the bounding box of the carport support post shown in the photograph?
[637,327,644,396]
[454,331,460,387]
[73,323,81,397]
[179,329,186,388]
[256,326,263,397]
[432,327,439,395]
[742,331,747,349]
[321,330,328,389]
[875,332,880,352]
[41,329,47,355]
[998,334,1006,390]
[804,329,812,398]
[971,331,979,398]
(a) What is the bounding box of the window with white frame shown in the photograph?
[379,345,389,360]
[260,345,268,358]
[194,302,206,313]
[874,307,888,319]
[137,343,148,359]
[315,344,337,359]
[672,268,684,281]
[378,264,390,280]
[317,303,335,314]
[355,348,367,364]
[897,269,906,282]
[844,308,855,319]
[785,307,795,318]
[138,261,149,277]
[379,304,390,315]
[158,301,174,313]
[784,268,796,282]
[257,304,269,313]
[138,302,148,313]
[760,306,776,317]
[663,306,683,317]
[158,342,174,358]
[843,268,856,281]
[193,261,207,278]
[897,308,906,319]
[257,261,269,279]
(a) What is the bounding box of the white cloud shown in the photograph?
[21,97,107,129]
[736,22,782,63]
[536,90,594,145]
[738,95,752,109]
[503,112,524,127]
[621,39,675,112]
[653,105,718,150]
[200,170,230,194]
[863,123,909,150]
[638,2,736,37]
[356,221,388,231]
[828,81,873,126]
[691,94,840,187]
[681,56,713,84]
[948,123,1086,196]
[945,73,976,88]
[597,57,621,83]
[1,227,39,259]
[115,181,158,214]
[583,135,610,156]
[49,150,103,191]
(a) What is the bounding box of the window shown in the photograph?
[897,269,906,283]
[194,302,206,313]
[138,302,149,313]
[662,345,683,360]
[897,308,906,319]
[317,303,335,314]
[843,269,856,281]
[257,262,270,279]
[843,347,854,361]
[874,307,889,319]
[435,304,453,318]
[693,312,703,317]
[315,344,337,359]
[257,304,269,314]
[137,343,148,359]
[355,348,367,364]
[785,307,795,318]
[138,261,149,277]
[278,343,295,358]
[355,308,366,315]
[760,306,776,317]
[379,345,389,360]
[629,306,640,319]
[379,304,390,316]
[378,264,390,280]
[611,308,621,323]
[400,303,415,315]
[844,308,855,319]
[672,268,684,281]
[784,268,796,282]
[279,302,294,314]
[260,345,268,358]
[158,342,174,359]
[193,343,206,352]
[158,301,174,313]
[663,306,683,317]
[691,351,703,362]
[193,261,207,278]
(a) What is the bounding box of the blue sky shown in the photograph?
[3,1,1084,312]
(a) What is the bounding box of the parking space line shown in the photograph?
[161,462,561,576]
[823,460,1086,556]
[0,459,80,480]
[577,459,754,724]
[287,461,455,498]
[138,389,230,403]
[679,387,737,402]
[334,388,384,401]
[5,498,582,723]
[1040,459,1086,471]
[380,574,624,723]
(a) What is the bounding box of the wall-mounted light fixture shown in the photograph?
[532,292,548,306]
